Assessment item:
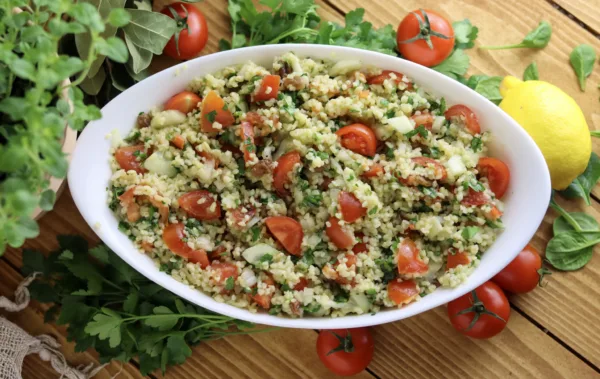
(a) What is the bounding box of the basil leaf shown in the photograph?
[523,62,539,81]
[481,21,551,50]
[432,49,470,79]
[553,213,599,234]
[452,19,478,49]
[125,33,152,74]
[559,152,600,205]
[122,9,178,54]
[569,44,596,91]
[546,245,593,271]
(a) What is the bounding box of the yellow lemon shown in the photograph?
[499,76,591,190]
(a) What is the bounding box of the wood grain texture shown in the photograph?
[553,0,600,33]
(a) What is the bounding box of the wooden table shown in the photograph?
[2,0,600,378]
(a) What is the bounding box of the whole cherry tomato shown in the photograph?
[161,2,209,60]
[316,328,374,376]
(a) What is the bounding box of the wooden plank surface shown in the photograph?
[2,0,600,378]
[553,0,600,33]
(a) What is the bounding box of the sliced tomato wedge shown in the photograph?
[163,223,191,258]
[293,277,309,291]
[362,163,384,178]
[273,151,301,196]
[388,279,419,305]
[119,186,169,224]
[164,91,202,114]
[445,104,481,135]
[265,216,304,256]
[200,90,235,133]
[446,251,470,270]
[197,151,219,168]
[352,233,368,254]
[335,123,377,157]
[461,188,489,206]
[239,121,255,163]
[178,190,221,220]
[115,145,147,174]
[171,135,186,149]
[252,75,281,102]
[188,249,209,269]
[252,275,276,309]
[229,206,257,228]
[477,157,510,199]
[396,238,428,275]
[411,113,434,130]
[211,262,238,284]
[339,191,367,223]
[325,217,353,250]
[367,70,413,90]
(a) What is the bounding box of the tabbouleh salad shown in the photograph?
[108,52,509,318]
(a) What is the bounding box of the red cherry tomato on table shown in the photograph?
[339,191,367,223]
[252,75,281,102]
[388,279,419,305]
[178,190,221,220]
[164,91,202,114]
[325,217,354,250]
[273,151,301,196]
[396,238,428,275]
[445,104,481,135]
[316,328,374,376]
[492,244,548,293]
[397,9,455,67]
[200,90,235,133]
[265,216,304,256]
[477,157,510,199]
[335,124,377,157]
[161,2,209,60]
[447,281,510,339]
[115,145,147,174]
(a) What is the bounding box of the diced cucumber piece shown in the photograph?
[242,244,281,265]
[144,152,177,177]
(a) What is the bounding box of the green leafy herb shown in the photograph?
[569,44,596,91]
[559,152,600,205]
[405,125,429,139]
[368,206,378,215]
[303,194,323,207]
[481,21,551,50]
[523,62,539,81]
[452,19,479,49]
[258,254,274,264]
[470,137,482,152]
[462,226,480,240]
[206,110,217,123]
[432,49,470,80]
[225,276,235,291]
[250,226,261,242]
[24,236,271,375]
[467,75,503,104]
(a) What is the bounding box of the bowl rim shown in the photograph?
[68,44,551,329]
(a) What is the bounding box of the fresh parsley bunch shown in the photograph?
[23,236,267,375]
[0,0,130,254]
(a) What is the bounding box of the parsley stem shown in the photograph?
[62,31,97,92]
[267,27,318,44]
[590,131,600,138]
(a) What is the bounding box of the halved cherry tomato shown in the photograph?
[492,244,545,294]
[335,124,377,157]
[412,156,447,181]
[388,279,419,305]
[164,90,202,113]
[188,249,209,268]
[211,262,238,284]
[178,190,221,220]
[477,157,510,199]
[265,216,304,256]
[294,277,309,291]
[446,251,470,270]
[447,281,510,339]
[396,238,428,275]
[115,145,147,174]
[411,113,434,130]
[162,223,191,258]
[397,9,454,67]
[325,217,353,250]
[200,90,235,133]
[367,70,412,90]
[252,75,280,102]
[239,121,255,163]
[171,135,186,149]
[317,328,374,377]
[445,104,481,135]
[339,191,367,223]
[273,151,301,196]
[461,188,489,206]
[161,2,209,60]
[252,274,276,309]
[352,233,368,254]
[362,163,384,178]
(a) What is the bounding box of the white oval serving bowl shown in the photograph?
[68,44,551,329]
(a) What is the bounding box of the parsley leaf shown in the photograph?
[470,137,482,152]
[452,19,479,49]
[432,49,470,80]
[206,110,217,123]
[405,125,429,139]
[225,276,235,290]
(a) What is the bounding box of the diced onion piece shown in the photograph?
[329,60,362,76]
[387,115,414,134]
[432,116,445,132]
[239,267,257,287]
[144,152,177,177]
[151,110,186,128]
[447,155,467,177]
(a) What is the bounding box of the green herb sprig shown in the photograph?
[23,236,271,375]
[480,21,551,50]
[569,44,596,92]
